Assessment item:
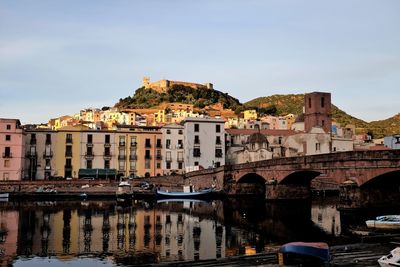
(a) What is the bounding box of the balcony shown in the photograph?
[66,138,73,144]
[118,155,126,160]
[103,152,112,159]
[177,157,184,163]
[156,155,162,160]
[84,152,94,159]
[119,142,126,147]
[145,155,152,160]
[129,155,137,161]
[65,151,73,157]
[86,142,93,147]
[2,153,12,158]
[145,143,152,148]
[130,142,137,147]
[43,151,53,158]
[166,157,172,162]
[104,143,111,147]
[64,165,73,171]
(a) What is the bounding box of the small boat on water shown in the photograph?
[116,181,132,203]
[278,242,331,266]
[378,247,400,267]
[0,193,9,198]
[156,188,213,199]
[366,215,400,229]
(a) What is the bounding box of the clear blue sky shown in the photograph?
[1,0,399,124]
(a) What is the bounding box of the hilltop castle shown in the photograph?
[142,77,213,93]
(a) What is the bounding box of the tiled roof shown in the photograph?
[226,128,299,136]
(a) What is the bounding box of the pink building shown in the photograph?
[0,118,25,180]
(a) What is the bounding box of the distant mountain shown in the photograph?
[115,85,242,110]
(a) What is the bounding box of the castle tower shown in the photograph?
[304,92,332,133]
[142,77,150,88]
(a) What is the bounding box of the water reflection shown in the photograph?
[0,198,364,266]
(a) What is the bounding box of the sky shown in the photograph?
[1,0,400,124]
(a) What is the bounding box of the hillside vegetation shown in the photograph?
[115,85,241,110]
[115,88,398,139]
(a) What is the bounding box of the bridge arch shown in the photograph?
[360,170,400,189]
[236,173,266,196]
[279,170,321,186]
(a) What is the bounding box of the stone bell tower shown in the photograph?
[304,92,332,133]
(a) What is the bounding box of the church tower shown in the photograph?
[304,92,332,133]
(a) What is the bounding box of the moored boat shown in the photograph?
[0,193,9,198]
[378,247,400,267]
[278,242,331,266]
[366,215,400,229]
[116,181,132,202]
[155,188,213,199]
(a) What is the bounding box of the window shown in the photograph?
[119,136,125,146]
[194,135,200,144]
[166,139,171,149]
[87,134,93,144]
[156,139,162,148]
[194,123,199,132]
[3,173,9,180]
[166,161,171,169]
[156,162,161,169]
[30,134,36,145]
[278,137,282,145]
[215,148,223,158]
[166,129,171,134]
[193,148,201,157]
[145,138,151,148]
[66,158,72,167]
[6,124,11,130]
[5,135,10,141]
[178,130,183,135]
[105,134,110,144]
[194,161,199,166]
[166,151,172,161]
[66,134,72,143]
[178,162,183,169]
[87,160,93,169]
[130,136,137,147]
[177,139,183,149]
[4,147,10,157]
[104,160,110,169]
[316,143,321,151]
[87,146,93,155]
[104,146,111,156]
[322,120,325,127]
[118,160,125,171]
[156,150,161,159]
[308,98,311,108]
[216,136,221,145]
[216,125,221,133]
[145,149,151,159]
[45,159,51,169]
[4,160,10,168]
[44,133,50,144]
[215,162,220,167]
[321,97,325,108]
[145,160,150,169]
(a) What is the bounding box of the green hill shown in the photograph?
[115,85,242,110]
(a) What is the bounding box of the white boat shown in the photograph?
[366,215,400,229]
[0,193,9,198]
[378,247,400,267]
[116,181,132,202]
[156,188,213,199]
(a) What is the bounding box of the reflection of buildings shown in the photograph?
[0,210,19,267]
[9,201,225,262]
[311,203,341,236]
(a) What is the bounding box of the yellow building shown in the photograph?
[243,110,257,120]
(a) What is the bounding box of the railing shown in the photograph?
[104,143,111,147]
[84,152,94,159]
[43,151,53,158]
[156,143,162,148]
[30,139,37,145]
[177,157,184,162]
[193,152,201,157]
[65,151,72,157]
[103,152,112,158]
[86,142,93,147]
[64,165,73,171]
[129,155,137,161]
[118,155,126,160]
[194,140,200,145]
[66,138,73,144]
[145,155,152,160]
[156,155,162,160]
[145,143,152,148]
[119,142,126,146]
[166,157,172,162]
[2,153,12,158]
[130,142,137,147]
[215,152,223,158]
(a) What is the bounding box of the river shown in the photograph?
[0,197,397,266]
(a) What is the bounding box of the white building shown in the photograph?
[162,124,185,175]
[183,117,225,171]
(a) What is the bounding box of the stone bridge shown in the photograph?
[185,150,400,208]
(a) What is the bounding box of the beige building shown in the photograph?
[162,124,185,175]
